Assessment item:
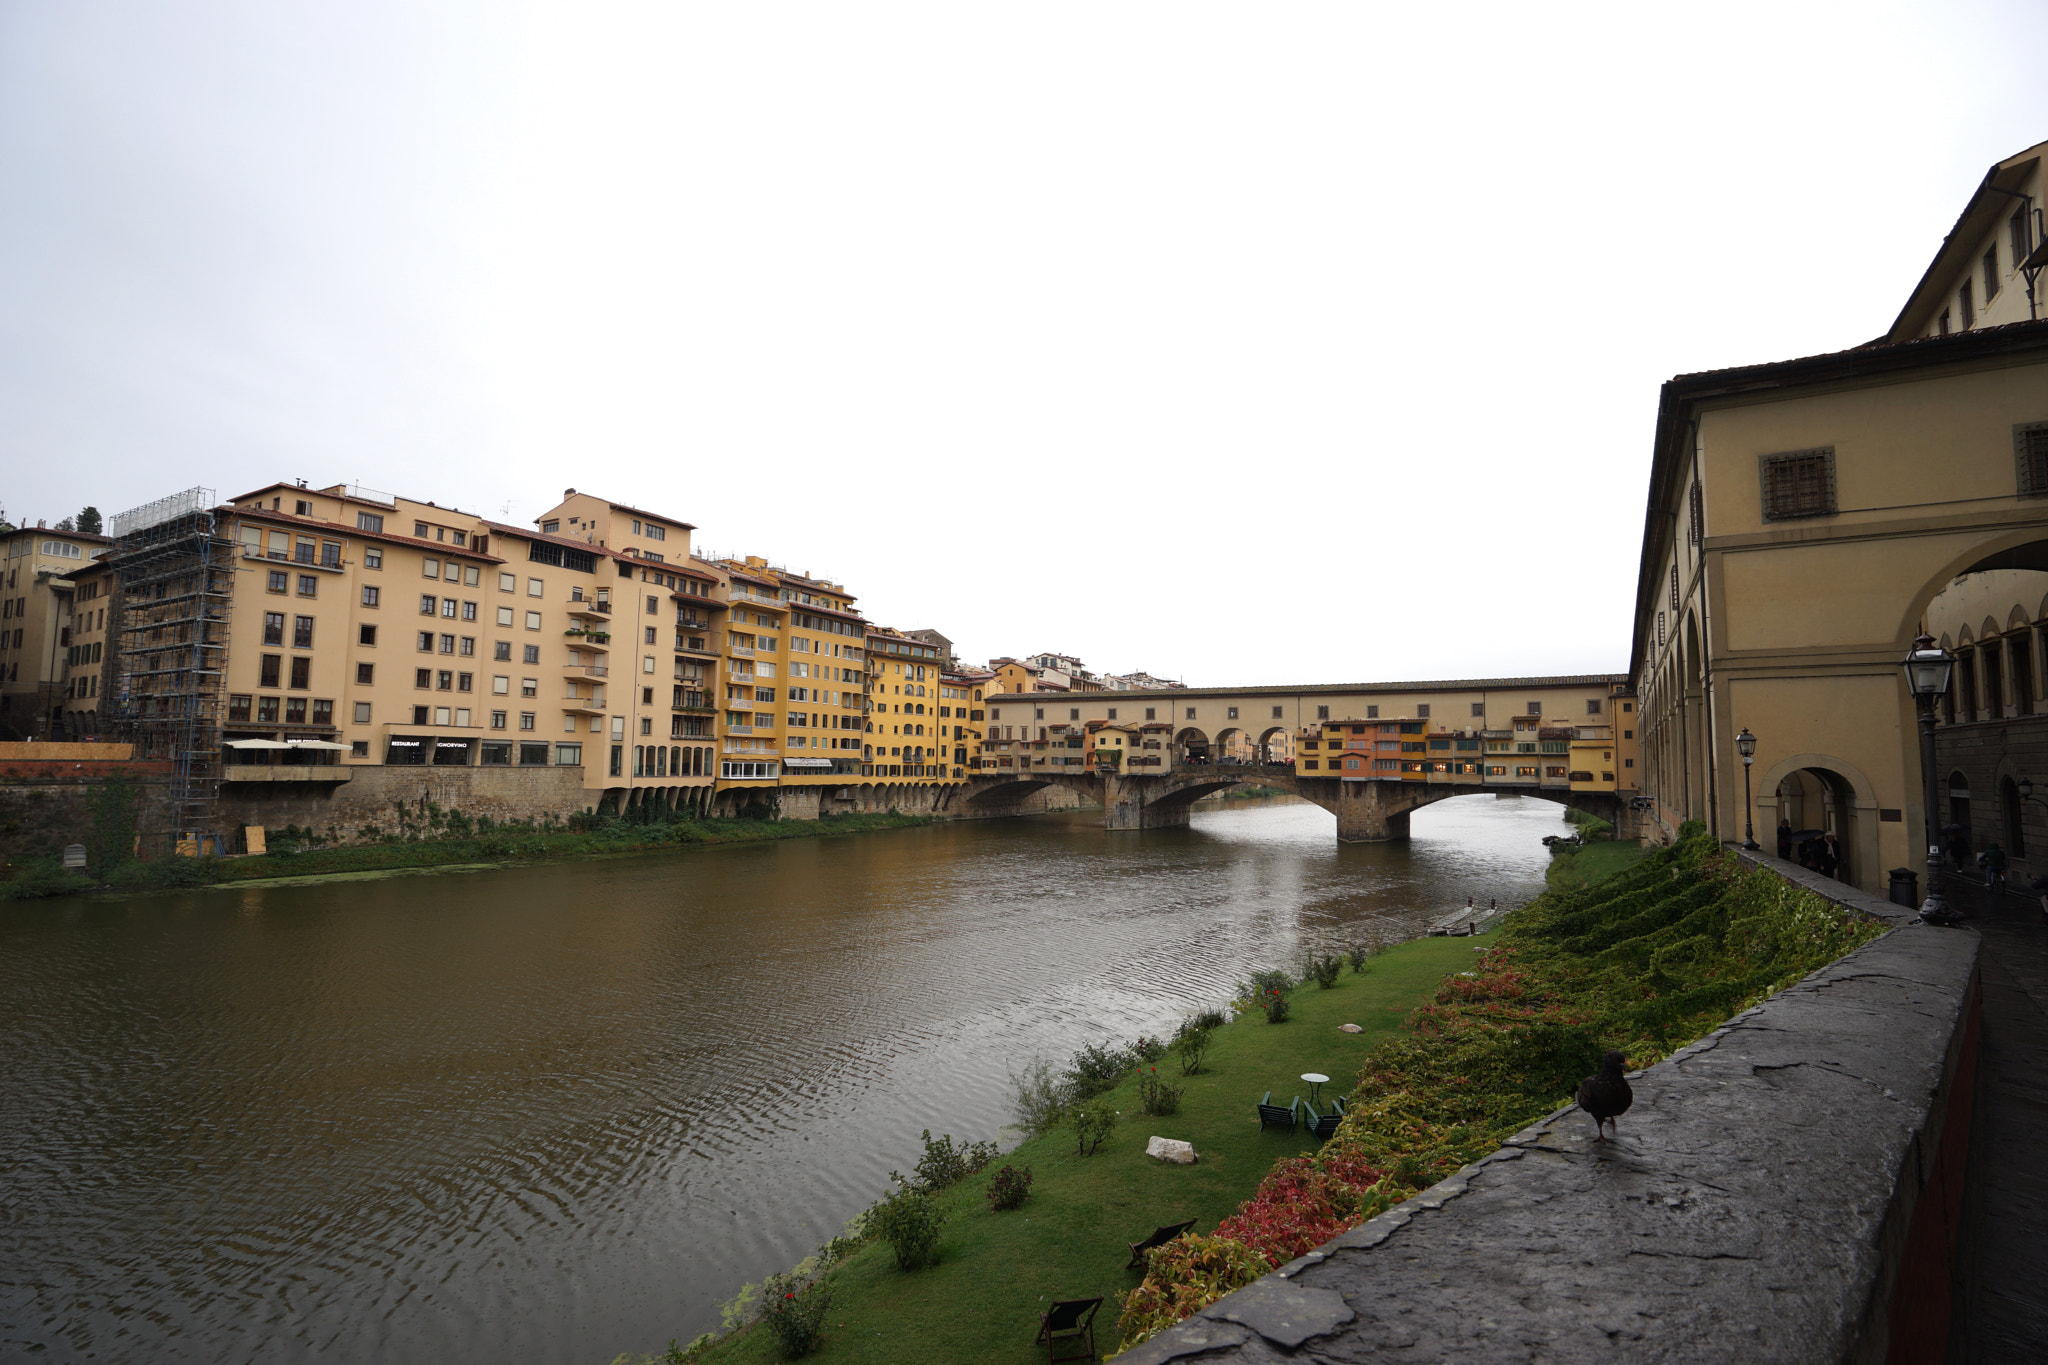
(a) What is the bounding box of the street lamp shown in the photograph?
[1736,727,1758,849]
[1903,634,1958,924]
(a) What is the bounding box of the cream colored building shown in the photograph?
[0,524,114,738]
[1631,137,2048,892]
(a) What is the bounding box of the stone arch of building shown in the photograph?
[1256,725,1289,763]
[1898,531,2048,645]
[1756,752,1880,888]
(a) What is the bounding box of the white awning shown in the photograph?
[286,740,351,751]
[225,739,291,750]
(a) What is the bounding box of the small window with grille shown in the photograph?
[1670,565,1679,611]
[1689,480,1704,546]
[1759,448,1836,522]
[2015,422,2048,497]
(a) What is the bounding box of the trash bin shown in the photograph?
[1889,867,1919,909]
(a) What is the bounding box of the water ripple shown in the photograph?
[0,796,1560,1363]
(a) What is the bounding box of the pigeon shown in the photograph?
[1575,1051,1633,1142]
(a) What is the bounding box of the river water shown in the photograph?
[0,795,1562,1363]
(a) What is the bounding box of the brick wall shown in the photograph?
[214,765,595,844]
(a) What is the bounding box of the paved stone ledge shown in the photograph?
[1118,868,1981,1364]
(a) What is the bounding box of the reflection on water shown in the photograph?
[0,795,1563,1363]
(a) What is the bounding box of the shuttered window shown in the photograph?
[2015,423,2048,497]
[1760,448,1835,522]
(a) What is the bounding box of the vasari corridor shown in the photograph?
[3,9,2047,1363]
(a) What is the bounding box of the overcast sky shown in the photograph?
[2,3,2043,685]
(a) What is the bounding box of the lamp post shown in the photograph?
[1736,727,1758,849]
[1903,634,1957,923]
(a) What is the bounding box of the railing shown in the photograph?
[565,664,608,677]
[567,599,612,615]
[728,643,755,656]
[724,742,779,754]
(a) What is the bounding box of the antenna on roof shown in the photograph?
[499,501,513,517]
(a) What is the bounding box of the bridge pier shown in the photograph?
[1325,778,1417,841]
[1102,775,1193,830]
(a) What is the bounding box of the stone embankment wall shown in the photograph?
[1120,850,1981,1365]
[0,756,176,863]
[213,766,593,842]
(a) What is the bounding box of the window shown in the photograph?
[228,694,251,721]
[1366,705,1379,718]
[2014,208,2035,276]
[1960,277,1975,329]
[528,578,544,597]
[258,696,280,722]
[364,547,383,570]
[356,663,375,685]
[1527,702,1542,716]
[417,631,434,652]
[351,740,370,757]
[358,512,384,532]
[1670,565,1679,610]
[420,594,437,615]
[1185,707,1196,720]
[440,598,458,619]
[1939,308,1951,335]
[522,678,538,697]
[492,675,510,694]
[1985,246,2001,300]
[297,575,317,597]
[295,499,312,516]
[519,713,536,731]
[424,557,439,578]
[438,633,455,654]
[259,655,281,687]
[412,705,431,725]
[462,600,478,621]
[360,625,378,648]
[2016,422,2048,496]
[415,668,433,688]
[522,644,539,664]
[490,710,507,730]
[457,672,473,692]
[1657,611,1667,648]
[1316,705,1328,720]
[1070,707,1081,720]
[497,606,515,627]
[353,700,372,723]
[1417,704,1430,719]
[293,616,314,648]
[1760,448,1835,521]
[557,743,583,766]
[525,611,542,630]
[492,640,511,661]
[263,612,285,645]
[283,697,306,724]
[267,570,288,594]
[459,636,475,656]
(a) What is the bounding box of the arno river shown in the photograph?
[0,795,1560,1363]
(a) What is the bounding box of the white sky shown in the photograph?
[2,2,2043,684]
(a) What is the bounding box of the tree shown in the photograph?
[53,517,73,532]
[76,506,102,535]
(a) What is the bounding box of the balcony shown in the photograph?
[561,697,606,716]
[728,643,755,657]
[724,742,779,755]
[563,663,609,677]
[676,614,715,632]
[674,639,721,659]
[673,693,716,712]
[567,600,613,621]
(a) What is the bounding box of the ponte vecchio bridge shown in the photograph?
[957,674,1636,841]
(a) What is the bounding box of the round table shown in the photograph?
[1300,1072,1330,1106]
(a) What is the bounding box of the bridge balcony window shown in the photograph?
[1302,760,1319,769]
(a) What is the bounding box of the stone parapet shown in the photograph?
[1118,863,1981,1364]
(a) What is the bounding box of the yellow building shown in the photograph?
[865,626,948,779]
[939,667,991,776]
[1629,137,2048,891]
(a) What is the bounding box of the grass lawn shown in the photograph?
[1544,837,1650,895]
[690,934,1494,1365]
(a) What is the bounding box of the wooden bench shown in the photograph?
[1302,1095,1345,1141]
[1257,1091,1300,1134]
[1126,1218,1197,1270]
[1037,1296,1103,1363]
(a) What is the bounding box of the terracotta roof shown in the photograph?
[586,498,697,533]
[224,506,507,563]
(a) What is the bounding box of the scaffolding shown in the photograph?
[109,487,233,852]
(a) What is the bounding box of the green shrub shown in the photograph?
[1009,1057,1069,1137]
[1189,1007,1228,1032]
[1172,1019,1214,1076]
[758,1269,831,1357]
[1137,1067,1183,1116]
[985,1164,1033,1211]
[1064,1041,1135,1098]
[868,1182,947,1270]
[1306,953,1342,989]
[1070,1098,1118,1156]
[911,1130,999,1192]
[1116,1235,1269,1350]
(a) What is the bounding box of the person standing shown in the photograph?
[1776,819,1793,860]
[1982,841,2008,890]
